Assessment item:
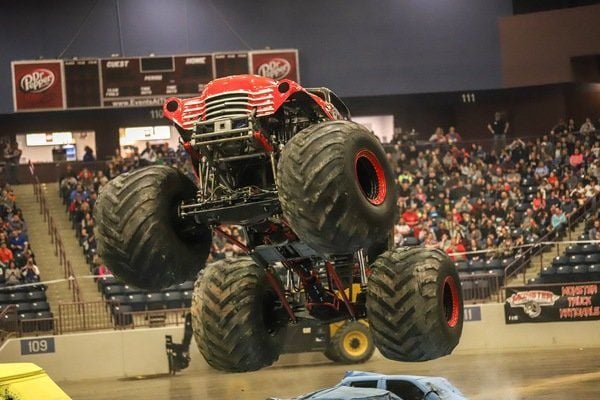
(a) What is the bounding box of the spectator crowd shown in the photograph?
[60,118,600,271]
[0,184,40,287]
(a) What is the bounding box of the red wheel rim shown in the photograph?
[443,276,460,328]
[355,149,387,205]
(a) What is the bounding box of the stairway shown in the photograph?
[507,218,588,286]
[14,183,112,331]
[13,185,73,306]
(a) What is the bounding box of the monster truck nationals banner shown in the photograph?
[11,49,299,112]
[504,282,600,324]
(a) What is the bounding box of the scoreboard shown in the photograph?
[12,49,298,112]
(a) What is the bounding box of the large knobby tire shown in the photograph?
[324,320,375,364]
[94,165,211,290]
[278,120,397,256]
[191,258,286,372]
[367,247,463,361]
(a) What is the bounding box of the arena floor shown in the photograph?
[60,347,600,399]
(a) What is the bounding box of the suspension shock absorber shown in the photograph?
[292,260,332,304]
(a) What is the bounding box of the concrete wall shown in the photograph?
[499,4,600,87]
[0,303,598,382]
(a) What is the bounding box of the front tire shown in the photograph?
[94,165,211,290]
[191,258,286,372]
[278,120,397,256]
[367,248,463,361]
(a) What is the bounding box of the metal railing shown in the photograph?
[32,173,81,303]
[460,273,503,303]
[503,193,600,286]
[56,300,189,333]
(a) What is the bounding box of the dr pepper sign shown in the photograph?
[251,50,299,82]
[12,61,65,111]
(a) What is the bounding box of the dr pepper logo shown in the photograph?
[257,58,291,80]
[19,69,55,93]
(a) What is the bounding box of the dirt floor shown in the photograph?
[60,347,600,399]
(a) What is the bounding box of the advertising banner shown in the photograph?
[505,282,600,324]
[12,61,65,111]
[250,50,299,82]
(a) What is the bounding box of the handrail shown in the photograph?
[30,164,82,303]
[503,192,600,286]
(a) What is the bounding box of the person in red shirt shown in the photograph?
[0,242,13,264]
[401,204,420,227]
[446,235,467,261]
[569,148,584,170]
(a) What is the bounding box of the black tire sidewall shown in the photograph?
[342,127,397,229]
[434,254,464,349]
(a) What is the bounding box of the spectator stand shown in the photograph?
[0,178,56,340]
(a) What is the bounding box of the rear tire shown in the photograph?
[324,320,375,364]
[191,258,286,372]
[278,120,397,256]
[367,247,463,361]
[94,165,211,290]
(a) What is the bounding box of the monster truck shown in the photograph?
[94,74,463,372]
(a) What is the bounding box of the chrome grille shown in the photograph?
[203,92,251,121]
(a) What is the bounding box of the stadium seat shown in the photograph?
[15,303,33,313]
[108,295,129,306]
[474,280,491,299]
[469,260,485,272]
[97,276,119,289]
[103,285,126,298]
[556,265,572,275]
[565,245,583,255]
[127,294,147,312]
[552,256,569,267]
[163,291,184,309]
[584,253,600,264]
[515,202,529,212]
[541,266,556,277]
[487,269,504,279]
[177,281,194,292]
[485,259,503,270]
[589,265,600,279]
[527,277,541,285]
[460,281,474,301]
[34,311,54,331]
[568,255,586,265]
[26,291,46,302]
[572,265,589,275]
[521,177,536,187]
[146,293,165,311]
[578,233,589,241]
[501,258,515,268]
[113,305,133,326]
[511,228,524,238]
[402,236,420,246]
[122,285,145,296]
[454,261,469,273]
[182,291,192,307]
[580,244,600,254]
[30,301,50,312]
[8,292,27,303]
[0,293,10,304]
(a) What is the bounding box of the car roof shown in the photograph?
[342,371,428,382]
[300,386,401,400]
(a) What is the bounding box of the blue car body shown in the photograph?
[338,371,467,400]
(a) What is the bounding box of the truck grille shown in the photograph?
[203,93,251,121]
